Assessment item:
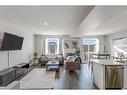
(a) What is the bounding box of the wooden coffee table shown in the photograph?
[46,61,59,71]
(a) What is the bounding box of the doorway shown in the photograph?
[83,38,99,61]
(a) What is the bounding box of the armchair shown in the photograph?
[64,56,81,70]
[64,61,80,70]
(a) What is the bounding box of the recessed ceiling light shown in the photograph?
[44,22,48,26]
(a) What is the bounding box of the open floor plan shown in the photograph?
[0,6,127,90]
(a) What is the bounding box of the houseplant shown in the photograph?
[33,52,38,59]
[75,49,80,56]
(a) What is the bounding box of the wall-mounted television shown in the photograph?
[0,32,24,51]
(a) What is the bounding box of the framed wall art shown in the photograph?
[63,40,70,49]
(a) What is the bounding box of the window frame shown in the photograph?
[45,37,59,54]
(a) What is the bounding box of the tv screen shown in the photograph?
[0,32,24,51]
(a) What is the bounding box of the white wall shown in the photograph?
[0,17,34,71]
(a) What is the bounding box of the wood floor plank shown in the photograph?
[53,64,96,89]
[17,63,97,89]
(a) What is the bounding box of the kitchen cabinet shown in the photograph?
[91,59,126,89]
[93,63,105,89]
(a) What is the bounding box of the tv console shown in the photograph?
[0,63,29,86]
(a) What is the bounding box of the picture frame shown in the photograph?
[63,40,70,49]
[71,40,79,49]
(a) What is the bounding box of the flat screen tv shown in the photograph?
[0,32,24,51]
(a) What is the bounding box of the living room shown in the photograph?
[1,5,127,91]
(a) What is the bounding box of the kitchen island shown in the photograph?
[91,59,127,89]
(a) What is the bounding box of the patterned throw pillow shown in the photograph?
[66,56,71,61]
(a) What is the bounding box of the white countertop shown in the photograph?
[91,59,127,66]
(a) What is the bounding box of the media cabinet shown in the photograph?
[0,63,29,86]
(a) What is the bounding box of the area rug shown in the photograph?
[20,68,56,89]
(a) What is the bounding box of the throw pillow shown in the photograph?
[40,55,47,60]
[66,56,71,61]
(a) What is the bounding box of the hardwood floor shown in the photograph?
[16,63,96,89]
[53,64,96,89]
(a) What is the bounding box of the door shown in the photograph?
[83,38,99,61]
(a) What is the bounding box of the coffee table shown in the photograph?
[46,61,59,71]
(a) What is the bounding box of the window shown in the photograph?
[45,38,59,54]
[82,38,99,61]
[112,38,127,58]
[83,38,99,53]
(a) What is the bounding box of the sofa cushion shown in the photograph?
[57,54,63,61]
[71,56,76,61]
[40,55,47,61]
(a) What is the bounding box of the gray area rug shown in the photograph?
[20,68,56,89]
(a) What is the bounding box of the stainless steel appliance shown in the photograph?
[105,65,124,89]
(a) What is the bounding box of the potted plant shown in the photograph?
[33,52,39,65]
[33,52,38,60]
[75,49,80,56]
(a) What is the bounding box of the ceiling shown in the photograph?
[0,6,94,35]
[78,6,127,35]
[0,6,127,36]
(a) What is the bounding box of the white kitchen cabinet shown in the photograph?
[93,63,105,89]
[92,59,126,89]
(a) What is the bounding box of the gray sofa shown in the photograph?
[38,54,64,66]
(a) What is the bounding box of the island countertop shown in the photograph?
[91,59,127,66]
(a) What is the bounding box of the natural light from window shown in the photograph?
[45,38,59,54]
[83,38,99,53]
